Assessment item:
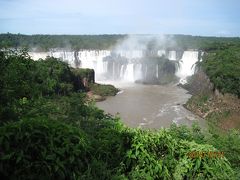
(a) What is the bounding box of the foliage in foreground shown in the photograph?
[0,112,236,179]
[120,129,233,179]
[0,118,90,179]
[0,50,239,179]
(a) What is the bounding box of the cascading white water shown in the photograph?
[176,51,199,84]
[78,50,111,73]
[120,65,125,79]
[29,49,199,84]
[168,51,177,61]
[28,52,50,60]
[51,51,75,67]
[157,50,165,57]
[134,64,143,80]
[29,50,111,80]
[115,50,143,58]
[123,64,134,82]
[103,61,108,74]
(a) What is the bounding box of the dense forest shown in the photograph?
[0,48,239,179]
[1,33,240,51]
[201,46,240,97]
[0,34,125,50]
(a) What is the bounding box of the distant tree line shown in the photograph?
[0,33,126,51]
[173,34,240,51]
[1,33,240,51]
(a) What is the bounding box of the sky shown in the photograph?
[0,0,240,36]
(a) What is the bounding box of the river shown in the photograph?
[96,81,205,129]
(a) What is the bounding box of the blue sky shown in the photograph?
[0,0,239,36]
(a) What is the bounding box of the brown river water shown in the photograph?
[96,81,205,129]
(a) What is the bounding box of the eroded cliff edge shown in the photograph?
[181,70,240,131]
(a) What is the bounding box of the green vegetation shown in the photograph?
[0,33,125,50]
[182,37,240,178]
[173,34,240,51]
[0,50,239,179]
[184,75,240,175]
[206,130,240,175]
[89,83,119,96]
[185,95,210,114]
[72,68,95,84]
[0,118,90,179]
[1,33,240,51]
[182,35,240,135]
[200,47,240,97]
[0,49,97,123]
[174,34,240,97]
[120,127,234,179]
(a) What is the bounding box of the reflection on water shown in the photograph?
[96,81,205,129]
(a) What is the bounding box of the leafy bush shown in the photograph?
[89,83,119,96]
[206,130,240,178]
[169,123,205,144]
[119,129,234,180]
[0,118,90,179]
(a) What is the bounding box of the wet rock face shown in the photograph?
[72,68,95,90]
[81,69,95,89]
[180,70,214,95]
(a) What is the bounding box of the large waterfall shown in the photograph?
[176,51,199,84]
[29,49,200,84]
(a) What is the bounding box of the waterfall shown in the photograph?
[29,50,111,80]
[29,49,200,84]
[115,50,143,58]
[134,64,143,81]
[176,51,199,84]
[120,65,125,79]
[28,52,49,60]
[123,64,134,82]
[168,51,177,61]
[157,50,165,57]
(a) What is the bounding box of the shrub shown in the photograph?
[119,129,234,180]
[206,130,240,178]
[89,83,119,96]
[0,118,90,179]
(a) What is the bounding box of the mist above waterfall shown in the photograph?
[102,35,179,83]
[113,35,176,56]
